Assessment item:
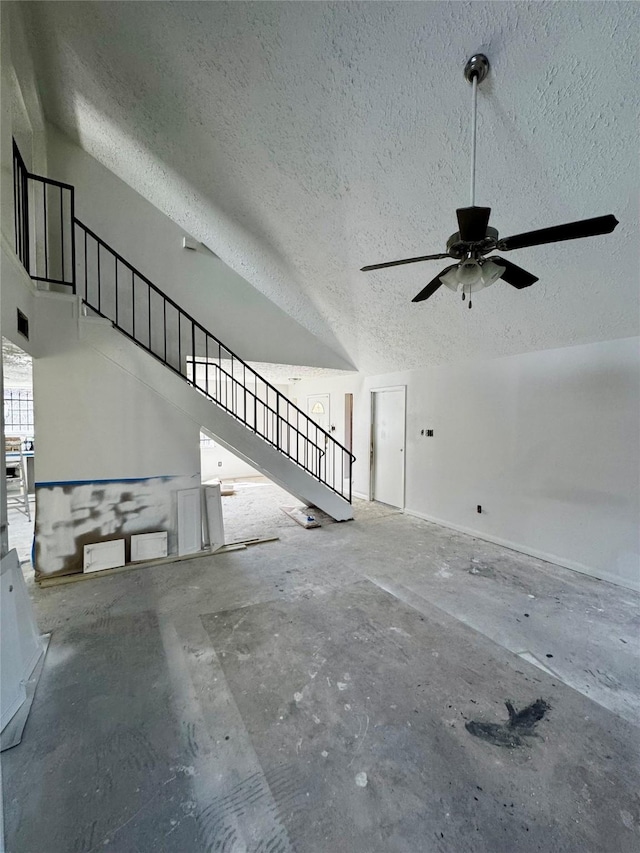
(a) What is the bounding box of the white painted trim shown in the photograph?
[404,508,640,593]
[370,385,406,510]
[352,490,370,501]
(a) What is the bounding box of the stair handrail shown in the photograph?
[75,215,353,499]
[11,139,354,502]
[74,216,346,460]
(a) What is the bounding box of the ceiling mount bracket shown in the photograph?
[464,54,490,85]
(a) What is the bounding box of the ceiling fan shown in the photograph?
[360,54,619,308]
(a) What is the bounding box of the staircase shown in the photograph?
[12,141,354,520]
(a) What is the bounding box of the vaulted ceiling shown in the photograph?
[22,1,639,373]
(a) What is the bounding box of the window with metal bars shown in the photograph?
[4,388,34,435]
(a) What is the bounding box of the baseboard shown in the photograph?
[403,508,640,593]
[352,490,370,501]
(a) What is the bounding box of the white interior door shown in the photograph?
[307,394,330,478]
[371,388,405,508]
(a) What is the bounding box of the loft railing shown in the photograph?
[12,140,76,288]
[12,141,354,502]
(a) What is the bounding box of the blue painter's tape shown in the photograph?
[35,476,177,488]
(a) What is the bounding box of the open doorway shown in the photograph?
[199,430,298,544]
[3,338,35,565]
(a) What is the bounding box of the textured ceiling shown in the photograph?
[22,1,639,373]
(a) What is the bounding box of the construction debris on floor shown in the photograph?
[3,483,639,853]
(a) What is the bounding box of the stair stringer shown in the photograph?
[79,315,353,522]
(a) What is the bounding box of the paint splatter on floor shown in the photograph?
[465,699,551,748]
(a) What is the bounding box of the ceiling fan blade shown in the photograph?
[456,206,491,242]
[497,214,618,252]
[411,265,457,302]
[486,256,538,289]
[361,252,450,272]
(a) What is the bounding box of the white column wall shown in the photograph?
[32,300,201,577]
[289,338,640,591]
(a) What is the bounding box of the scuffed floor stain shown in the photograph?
[465,699,551,748]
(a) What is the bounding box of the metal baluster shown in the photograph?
[191,322,196,384]
[23,168,30,273]
[97,242,101,312]
[149,284,153,352]
[205,335,209,396]
[59,188,65,282]
[84,229,88,302]
[132,270,135,337]
[232,357,236,413]
[115,257,118,326]
[70,188,76,293]
[13,154,18,257]
[163,299,167,363]
[43,184,49,281]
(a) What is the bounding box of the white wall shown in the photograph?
[45,124,351,370]
[34,332,200,484]
[0,1,47,358]
[201,440,259,482]
[32,299,201,576]
[1,2,47,249]
[291,338,640,591]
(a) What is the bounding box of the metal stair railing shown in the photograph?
[12,141,355,502]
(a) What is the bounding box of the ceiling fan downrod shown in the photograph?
[359,51,618,307]
[464,54,490,208]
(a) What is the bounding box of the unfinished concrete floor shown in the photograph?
[3,484,640,852]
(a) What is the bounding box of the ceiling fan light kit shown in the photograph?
[360,54,619,308]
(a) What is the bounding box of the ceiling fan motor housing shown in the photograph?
[447,226,498,259]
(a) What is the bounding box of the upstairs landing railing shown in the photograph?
[12,141,354,502]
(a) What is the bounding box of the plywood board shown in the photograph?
[281,506,321,528]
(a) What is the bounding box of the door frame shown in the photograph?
[369,385,406,509]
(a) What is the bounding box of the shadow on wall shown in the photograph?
[34,474,199,578]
